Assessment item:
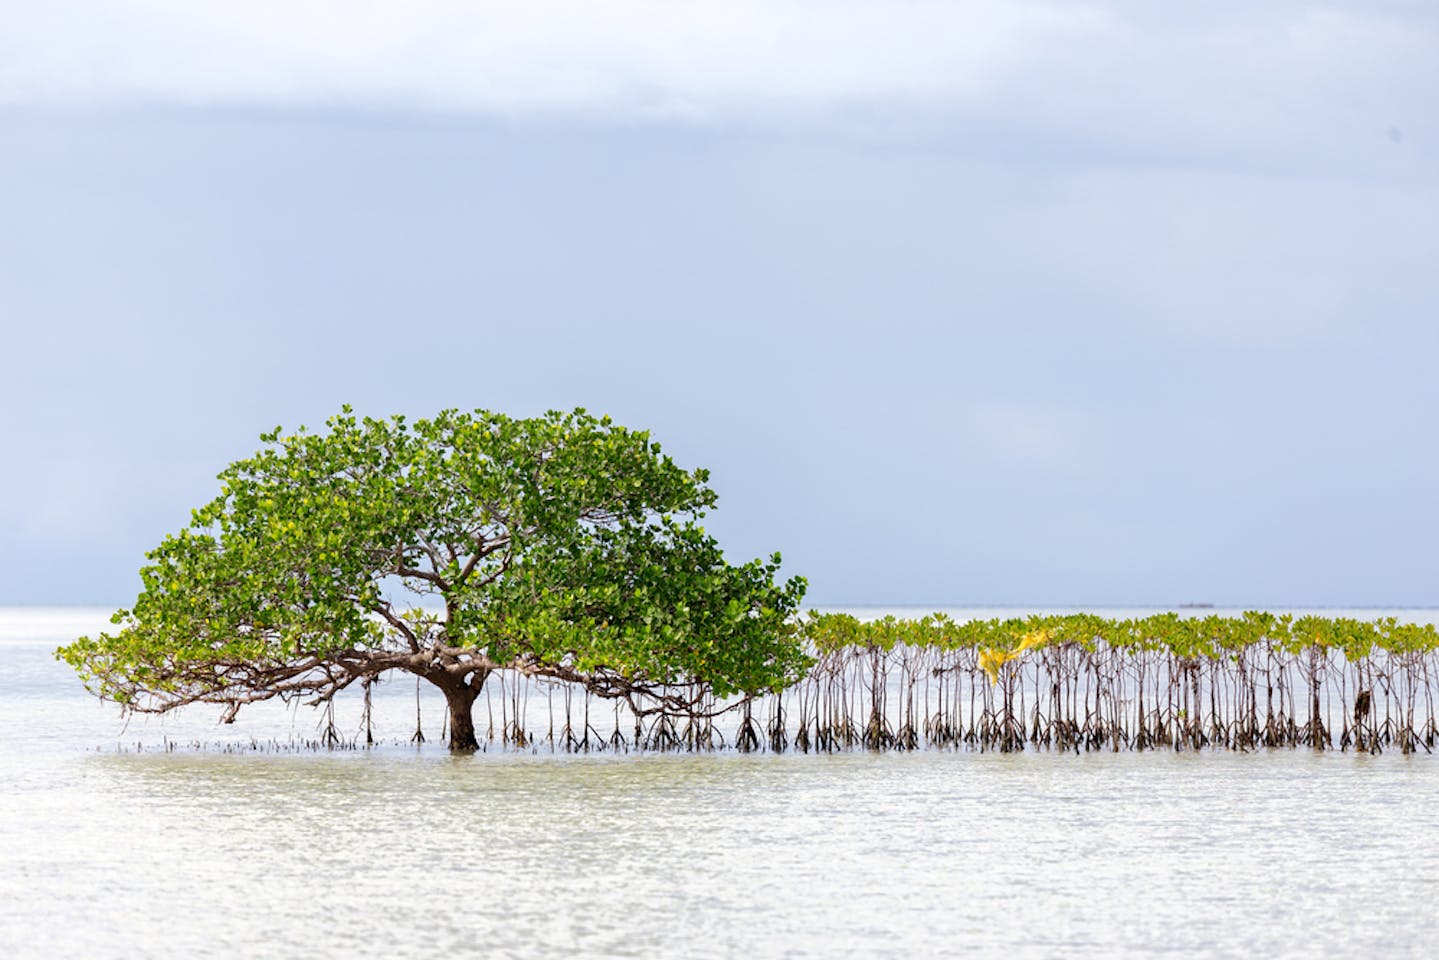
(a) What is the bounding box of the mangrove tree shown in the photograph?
[58,407,809,750]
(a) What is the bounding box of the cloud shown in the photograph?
[0,0,1104,114]
[2,1,1433,147]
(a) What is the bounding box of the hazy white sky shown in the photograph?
[1,2,1436,605]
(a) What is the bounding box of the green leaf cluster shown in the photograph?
[800,611,1439,663]
[58,407,807,709]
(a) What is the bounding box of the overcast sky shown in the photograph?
[2,1,1436,606]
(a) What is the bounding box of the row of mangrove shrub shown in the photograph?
[142,611,1439,756]
[801,610,1439,660]
[779,612,1439,754]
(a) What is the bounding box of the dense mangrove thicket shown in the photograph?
[379,612,1439,756]
[782,612,1439,755]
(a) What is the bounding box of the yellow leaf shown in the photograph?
[1016,628,1049,653]
[978,648,1007,685]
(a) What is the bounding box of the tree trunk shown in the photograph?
[443,681,481,753]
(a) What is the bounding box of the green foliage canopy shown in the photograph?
[58,407,808,733]
[799,610,1439,664]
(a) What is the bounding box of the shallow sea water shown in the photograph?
[4,608,1438,958]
